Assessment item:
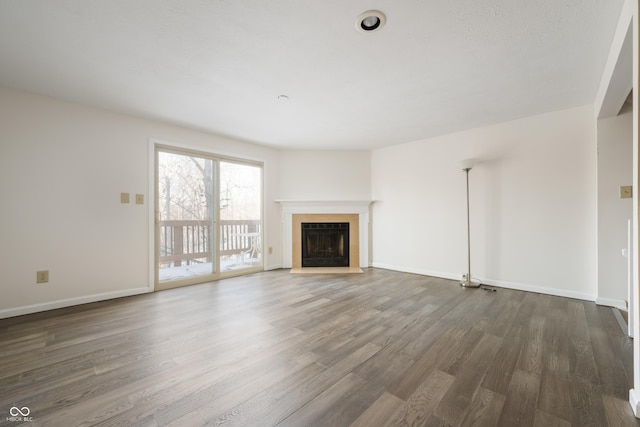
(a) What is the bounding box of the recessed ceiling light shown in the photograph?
[356,10,386,33]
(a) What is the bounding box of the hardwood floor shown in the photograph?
[0,268,638,426]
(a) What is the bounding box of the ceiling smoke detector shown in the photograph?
[356,10,386,33]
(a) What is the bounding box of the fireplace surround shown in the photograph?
[292,213,359,271]
[276,200,373,273]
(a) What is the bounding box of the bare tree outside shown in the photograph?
[158,153,213,222]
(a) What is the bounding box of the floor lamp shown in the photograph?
[460,158,482,288]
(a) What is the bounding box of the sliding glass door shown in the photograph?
[155,146,262,289]
[219,161,262,271]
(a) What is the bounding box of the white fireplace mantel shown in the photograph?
[275,200,374,269]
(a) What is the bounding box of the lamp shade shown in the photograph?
[459,158,479,170]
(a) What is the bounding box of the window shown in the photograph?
[155,145,263,289]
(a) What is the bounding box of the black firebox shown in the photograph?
[301,222,349,267]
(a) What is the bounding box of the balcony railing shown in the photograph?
[159,219,260,267]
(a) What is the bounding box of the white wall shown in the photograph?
[597,99,634,308]
[0,87,281,317]
[277,150,371,200]
[371,105,598,300]
[0,86,605,315]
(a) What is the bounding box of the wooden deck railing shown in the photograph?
[159,219,260,267]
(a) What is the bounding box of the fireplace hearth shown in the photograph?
[301,222,349,267]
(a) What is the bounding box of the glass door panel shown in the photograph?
[157,150,216,283]
[219,161,262,272]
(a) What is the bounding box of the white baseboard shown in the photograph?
[0,287,152,319]
[0,266,609,318]
[630,389,640,418]
[372,263,459,281]
[595,296,628,311]
[371,262,595,302]
[480,277,595,302]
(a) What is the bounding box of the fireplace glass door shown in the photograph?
[301,222,349,267]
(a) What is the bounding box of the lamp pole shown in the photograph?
[461,166,480,288]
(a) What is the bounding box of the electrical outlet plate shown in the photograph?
[620,185,632,199]
[136,194,144,204]
[37,270,49,283]
[121,192,130,203]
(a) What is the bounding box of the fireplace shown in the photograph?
[290,213,360,271]
[276,200,373,273]
[301,222,349,267]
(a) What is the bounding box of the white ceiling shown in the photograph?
[0,0,625,150]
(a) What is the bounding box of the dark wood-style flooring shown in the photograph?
[0,268,638,426]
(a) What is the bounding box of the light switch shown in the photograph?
[620,186,632,199]
[120,192,130,203]
[136,194,144,205]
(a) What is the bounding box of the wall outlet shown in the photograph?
[37,270,49,284]
[135,194,144,204]
[620,185,632,199]
[120,192,130,204]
